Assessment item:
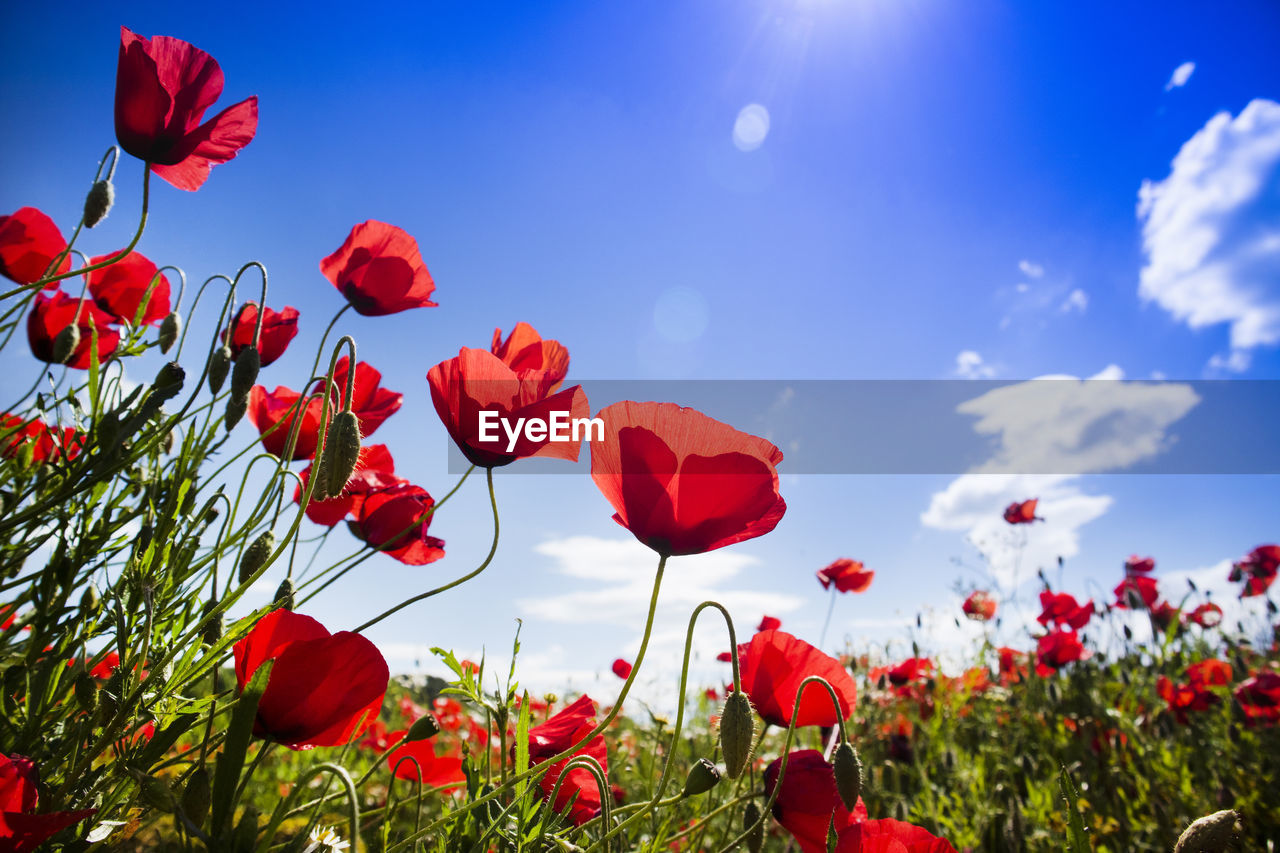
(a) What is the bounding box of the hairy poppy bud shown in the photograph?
[234,804,260,849]
[229,345,260,401]
[151,362,185,406]
[719,691,755,780]
[134,772,177,813]
[682,758,721,798]
[224,393,247,431]
[833,742,863,811]
[83,179,115,228]
[182,767,211,828]
[208,345,232,394]
[743,802,764,853]
[52,325,80,365]
[405,713,441,742]
[200,600,223,646]
[1174,810,1239,853]
[274,577,295,611]
[80,586,101,618]
[315,411,362,500]
[238,531,275,585]
[158,311,181,353]
[74,671,98,713]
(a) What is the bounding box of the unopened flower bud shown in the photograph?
[181,767,211,827]
[208,345,232,394]
[832,742,863,811]
[224,393,247,431]
[718,691,755,780]
[163,430,175,454]
[315,411,362,500]
[134,772,177,813]
[200,600,223,646]
[406,714,441,742]
[83,179,115,228]
[273,577,294,611]
[681,758,721,798]
[743,802,764,853]
[1173,809,1239,853]
[151,362,185,406]
[52,325,80,365]
[239,531,275,585]
[80,586,101,617]
[233,804,259,849]
[74,671,97,713]
[158,312,181,353]
[229,346,260,401]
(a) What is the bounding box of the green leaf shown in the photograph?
[135,713,198,770]
[211,660,272,839]
[515,690,531,800]
[1059,766,1090,852]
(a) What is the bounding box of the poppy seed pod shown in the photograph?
[315,410,362,499]
[158,311,181,353]
[1173,809,1239,853]
[273,577,294,611]
[681,758,721,798]
[229,345,260,401]
[238,531,275,585]
[83,179,115,228]
[719,691,755,780]
[52,324,81,365]
[208,345,232,394]
[405,713,441,742]
[832,741,863,811]
[743,802,764,853]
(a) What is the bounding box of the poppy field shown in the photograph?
[3,23,1280,853]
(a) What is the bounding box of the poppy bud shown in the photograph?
[182,767,211,828]
[1173,810,1239,853]
[315,411,362,500]
[894,799,908,821]
[743,802,764,853]
[80,586,101,618]
[234,804,260,850]
[1123,624,1133,641]
[83,179,115,228]
[208,345,232,394]
[229,345,260,401]
[225,393,247,431]
[151,362,185,406]
[1047,683,1059,704]
[74,671,97,713]
[718,691,755,780]
[134,772,176,813]
[200,600,223,646]
[158,311,181,353]
[0,490,10,517]
[832,742,863,811]
[681,758,721,798]
[273,577,295,611]
[52,325,80,365]
[238,531,275,585]
[163,430,176,454]
[405,713,441,742]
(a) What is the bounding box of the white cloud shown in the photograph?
[1059,288,1089,314]
[1207,348,1252,373]
[954,350,996,379]
[1165,61,1196,91]
[1137,99,1280,366]
[1018,260,1045,279]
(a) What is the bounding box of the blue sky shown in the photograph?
[2,1,1278,702]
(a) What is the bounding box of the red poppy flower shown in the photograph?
[735,630,856,728]
[428,347,588,469]
[1158,676,1219,724]
[114,27,258,191]
[1003,498,1041,524]
[295,444,404,526]
[232,609,389,750]
[1235,671,1280,726]
[757,615,782,632]
[491,322,570,389]
[1184,602,1223,628]
[386,737,466,789]
[313,357,403,438]
[997,647,1029,685]
[835,819,958,853]
[611,658,632,679]
[86,251,170,325]
[590,401,786,557]
[715,651,733,663]
[1113,575,1159,610]
[763,750,867,853]
[0,207,70,286]
[817,558,874,594]
[347,483,445,565]
[1233,545,1280,598]
[1035,591,1093,630]
[962,590,996,622]
[1187,659,1232,689]
[245,386,324,460]
[320,220,436,316]
[1150,600,1180,631]
[27,290,122,370]
[221,303,299,366]
[1035,630,1085,676]
[1124,555,1155,574]
[0,754,96,852]
[522,695,609,826]
[886,658,934,687]
[1,415,83,464]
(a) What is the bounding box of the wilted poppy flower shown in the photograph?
[962,590,996,622]
[313,357,403,438]
[295,444,404,526]
[321,220,436,316]
[735,630,856,728]
[86,251,170,325]
[386,737,466,789]
[590,401,786,557]
[1124,555,1155,574]
[817,558,874,593]
[27,290,121,369]
[1036,591,1093,630]
[835,818,958,853]
[1113,575,1159,610]
[0,754,96,852]
[0,207,70,285]
[1184,602,1223,628]
[757,615,782,632]
[522,695,609,826]
[347,482,445,565]
[232,609,388,750]
[611,658,632,679]
[1003,498,1041,524]
[1035,630,1085,675]
[245,386,324,460]
[1233,545,1279,598]
[428,347,588,468]
[221,303,299,366]
[763,750,867,853]
[114,27,258,191]
[1235,671,1280,726]
[1,414,82,464]
[491,322,570,389]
